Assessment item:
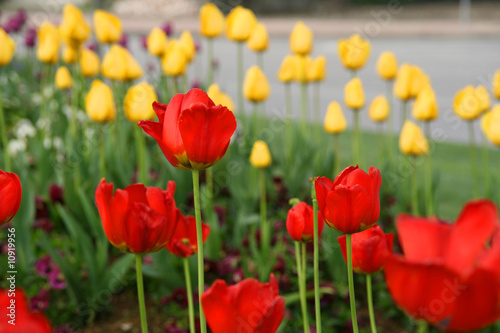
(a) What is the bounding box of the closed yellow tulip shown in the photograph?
[277,55,296,83]
[0,28,15,66]
[37,22,60,64]
[249,140,271,168]
[369,95,389,122]
[179,31,196,62]
[85,80,116,123]
[55,66,73,90]
[162,40,188,77]
[124,82,158,122]
[207,84,235,111]
[80,48,100,77]
[295,55,312,83]
[199,3,224,38]
[307,55,326,82]
[394,64,429,101]
[226,6,257,42]
[59,4,91,48]
[475,85,491,113]
[376,51,397,80]
[481,105,500,146]
[492,70,500,100]
[62,45,79,64]
[409,66,430,99]
[289,21,313,56]
[338,34,371,70]
[94,10,122,44]
[324,101,347,134]
[247,23,268,52]
[399,120,429,156]
[413,85,438,121]
[344,77,365,110]
[102,44,143,81]
[453,85,483,120]
[147,27,168,57]
[243,65,270,103]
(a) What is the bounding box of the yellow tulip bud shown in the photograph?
[62,45,79,64]
[295,55,312,83]
[338,34,371,70]
[226,6,257,42]
[207,84,235,111]
[94,10,122,44]
[394,63,412,101]
[453,85,483,120]
[277,55,296,83]
[368,95,389,122]
[147,27,168,57]
[0,28,15,66]
[376,51,397,80]
[124,82,158,122]
[55,66,73,90]
[199,3,224,38]
[162,40,188,77]
[307,55,326,82]
[179,31,196,62]
[324,101,347,134]
[481,105,500,146]
[413,85,438,121]
[102,44,143,81]
[344,77,365,110]
[289,21,313,56]
[80,48,100,78]
[247,23,268,52]
[85,80,116,123]
[492,70,500,100]
[59,4,91,48]
[475,85,491,113]
[409,66,430,99]
[249,140,271,168]
[37,22,60,64]
[243,65,270,103]
[399,120,429,156]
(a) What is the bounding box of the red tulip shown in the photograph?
[286,201,325,242]
[201,274,285,333]
[0,288,52,333]
[95,179,179,254]
[315,165,381,234]
[338,225,394,274]
[166,213,210,257]
[0,170,22,225]
[384,200,500,332]
[138,88,237,170]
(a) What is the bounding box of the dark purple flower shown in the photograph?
[190,79,201,90]
[161,295,171,306]
[161,22,173,36]
[48,266,66,290]
[230,268,244,284]
[16,9,27,26]
[29,289,50,311]
[87,41,97,52]
[24,27,36,48]
[141,35,148,50]
[171,287,188,308]
[35,196,48,219]
[217,255,238,276]
[54,325,76,333]
[32,218,55,233]
[213,205,226,227]
[164,322,187,333]
[34,255,54,278]
[195,40,201,52]
[49,184,64,204]
[118,33,128,48]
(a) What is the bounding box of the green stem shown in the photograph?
[182,74,188,92]
[378,123,384,158]
[252,102,258,140]
[237,42,244,114]
[468,121,479,197]
[135,255,149,333]
[482,139,490,196]
[257,51,264,69]
[135,126,147,185]
[333,134,340,178]
[259,168,268,260]
[285,83,292,163]
[295,242,310,333]
[402,100,408,128]
[411,155,419,215]
[353,109,360,166]
[311,180,322,333]
[416,321,429,333]
[346,234,359,333]
[70,65,78,140]
[99,125,106,179]
[191,170,207,333]
[498,149,500,207]
[366,274,377,333]
[386,80,394,160]
[314,82,320,143]
[172,76,179,95]
[424,122,433,216]
[207,38,214,85]
[0,74,11,171]
[301,82,308,135]
[184,258,195,333]
[41,64,48,143]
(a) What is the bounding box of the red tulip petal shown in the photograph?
[332,165,358,187]
[0,171,22,224]
[96,180,128,249]
[138,119,182,168]
[123,202,167,253]
[255,296,285,333]
[180,88,215,111]
[0,289,52,333]
[124,183,148,205]
[325,184,370,234]
[314,177,334,213]
[286,203,306,242]
[152,101,167,121]
[202,280,237,333]
[162,94,187,158]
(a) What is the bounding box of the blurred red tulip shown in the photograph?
[315,166,381,234]
[139,88,237,170]
[286,202,325,243]
[384,200,500,332]
[338,225,394,274]
[166,213,210,258]
[0,169,22,225]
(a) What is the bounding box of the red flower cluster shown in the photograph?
[0,170,22,225]
[286,201,325,242]
[166,213,210,258]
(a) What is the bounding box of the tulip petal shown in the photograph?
[314,177,334,213]
[202,280,237,333]
[162,94,188,159]
[325,184,370,234]
[180,88,215,110]
[332,165,358,187]
[138,118,182,169]
[123,202,168,253]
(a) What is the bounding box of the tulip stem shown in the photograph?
[333,134,340,178]
[99,125,106,179]
[135,255,149,333]
[311,180,322,333]
[353,109,360,166]
[482,139,490,196]
[191,170,207,333]
[259,168,269,263]
[173,76,180,95]
[314,82,321,144]
[41,64,49,143]
[411,155,419,215]
[135,126,148,185]
[207,38,214,85]
[257,51,264,69]
[424,121,433,216]
[301,82,308,137]
[468,121,479,197]
[402,100,408,127]
[498,149,500,206]
[0,73,11,171]
[366,274,377,333]
[183,258,195,333]
[346,234,359,333]
[285,83,293,163]
[237,42,244,114]
[416,320,429,333]
[252,102,258,140]
[386,80,394,160]
[295,241,310,333]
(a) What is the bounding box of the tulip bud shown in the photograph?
[249,140,271,168]
[307,55,326,82]
[368,95,389,122]
[147,27,168,57]
[344,77,365,110]
[376,51,397,80]
[243,65,270,103]
[409,66,430,99]
[37,22,60,64]
[93,9,122,44]
[80,48,100,78]
[162,40,188,77]
[166,213,210,258]
[59,4,91,48]
[290,21,313,56]
[286,202,325,243]
[179,30,196,62]
[476,85,491,113]
[294,55,312,83]
[413,85,438,121]
[324,101,347,134]
[277,55,296,83]
[247,23,268,52]
[226,6,257,42]
[453,85,483,120]
[199,3,224,38]
[207,84,235,111]
[85,80,116,123]
[393,63,412,101]
[0,28,15,66]
[338,34,371,70]
[62,45,78,64]
[0,170,22,226]
[102,44,143,81]
[481,105,500,146]
[399,120,429,156]
[124,82,158,122]
[492,70,500,100]
[55,66,73,90]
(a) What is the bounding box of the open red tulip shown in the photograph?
[166,213,210,258]
[0,170,22,225]
[286,201,325,243]
[384,200,500,332]
[138,88,237,170]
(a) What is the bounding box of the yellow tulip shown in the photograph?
[338,34,371,70]
[453,85,483,120]
[243,65,270,103]
[147,27,168,57]
[376,51,397,80]
[247,23,268,52]
[102,44,143,81]
[481,105,500,146]
[59,4,91,48]
[94,10,122,44]
[55,66,73,90]
[85,80,116,123]
[344,77,365,110]
[207,84,235,111]
[413,85,438,121]
[123,82,158,122]
[409,66,430,99]
[399,120,429,156]
[394,64,430,101]
[492,70,500,100]
[37,22,60,64]
[226,6,257,42]
[62,45,79,64]
[249,140,271,168]
[0,28,15,66]
[179,31,196,62]
[199,3,224,38]
[80,48,100,78]
[307,55,326,82]
[277,55,296,83]
[368,95,389,122]
[295,55,312,83]
[475,85,491,113]
[324,101,347,134]
[289,21,313,56]
[162,40,188,77]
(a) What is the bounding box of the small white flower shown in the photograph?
[8,139,27,156]
[53,137,63,151]
[14,120,36,140]
[43,137,52,148]
[77,110,88,123]
[32,93,42,106]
